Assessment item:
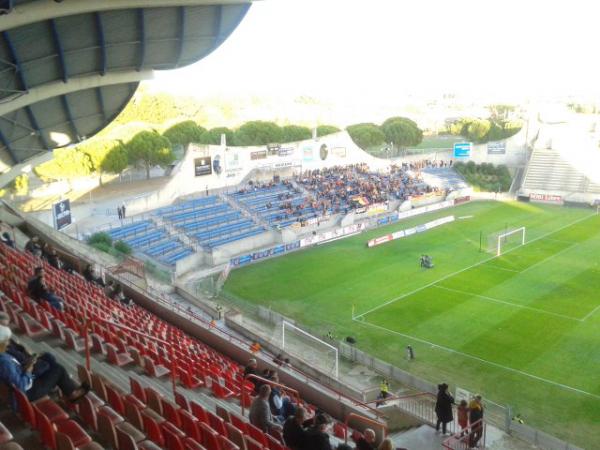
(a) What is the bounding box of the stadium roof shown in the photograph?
[0,0,252,170]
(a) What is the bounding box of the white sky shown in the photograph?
[152,0,600,102]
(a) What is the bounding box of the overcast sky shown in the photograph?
[152,0,600,102]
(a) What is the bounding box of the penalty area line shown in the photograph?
[354,213,596,320]
[353,318,600,400]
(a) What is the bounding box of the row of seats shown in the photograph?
[152,197,220,217]
[229,184,314,229]
[0,242,371,449]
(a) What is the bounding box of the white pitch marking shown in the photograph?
[582,303,600,321]
[354,213,595,320]
[354,319,600,400]
[433,285,583,322]
[486,265,520,273]
[519,242,579,274]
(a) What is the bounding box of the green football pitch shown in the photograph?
[224,201,600,447]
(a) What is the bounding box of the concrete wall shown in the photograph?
[209,230,278,265]
[174,251,206,277]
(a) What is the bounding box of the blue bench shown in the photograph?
[145,240,181,256]
[176,211,242,232]
[160,248,194,265]
[124,230,165,248]
[153,196,219,216]
[108,221,152,240]
[205,227,265,248]
[195,219,254,241]
[164,203,230,223]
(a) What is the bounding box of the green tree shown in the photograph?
[465,119,492,143]
[316,125,340,137]
[198,127,235,145]
[34,147,93,182]
[233,121,283,146]
[100,142,129,179]
[281,125,312,143]
[346,123,386,150]
[126,131,174,179]
[163,121,206,148]
[79,140,119,185]
[381,117,423,149]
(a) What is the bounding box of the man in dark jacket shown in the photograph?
[283,406,307,450]
[435,383,455,434]
[27,267,63,311]
[305,414,332,450]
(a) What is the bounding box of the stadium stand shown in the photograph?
[229,181,316,229]
[522,149,587,193]
[295,164,437,215]
[0,239,377,449]
[107,221,193,267]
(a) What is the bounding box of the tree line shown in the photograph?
[33,121,341,183]
[443,117,522,144]
[345,117,424,154]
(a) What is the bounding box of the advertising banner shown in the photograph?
[194,157,212,176]
[230,241,301,267]
[251,150,267,160]
[332,147,347,158]
[278,147,295,157]
[487,141,506,154]
[300,223,367,247]
[303,147,313,162]
[368,215,455,247]
[529,193,563,205]
[267,144,280,156]
[453,142,471,158]
[53,199,72,231]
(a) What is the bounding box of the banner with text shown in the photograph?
[368,215,455,247]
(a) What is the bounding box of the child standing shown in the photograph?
[457,399,469,436]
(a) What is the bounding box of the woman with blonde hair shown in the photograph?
[378,438,394,450]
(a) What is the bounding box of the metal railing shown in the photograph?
[442,419,486,450]
[240,374,301,417]
[344,412,388,445]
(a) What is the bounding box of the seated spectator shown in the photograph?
[305,414,332,450]
[269,372,295,420]
[337,445,353,450]
[24,236,42,257]
[283,406,307,450]
[83,263,104,286]
[110,284,132,307]
[43,245,63,271]
[249,384,283,433]
[244,358,259,390]
[356,428,377,450]
[27,267,63,311]
[0,325,89,402]
[104,280,115,298]
[0,232,14,248]
[378,438,394,450]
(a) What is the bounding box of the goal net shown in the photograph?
[488,226,526,256]
[282,321,339,379]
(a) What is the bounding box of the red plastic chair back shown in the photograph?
[13,388,36,428]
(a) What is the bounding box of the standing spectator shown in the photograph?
[435,383,454,435]
[356,428,377,450]
[121,203,126,219]
[376,378,390,407]
[378,438,394,450]
[305,414,332,450]
[249,384,282,433]
[283,406,307,450]
[457,399,469,436]
[117,206,122,220]
[0,325,89,402]
[27,267,64,311]
[243,358,258,390]
[469,395,484,447]
[24,236,42,257]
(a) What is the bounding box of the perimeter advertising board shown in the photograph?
[529,193,563,205]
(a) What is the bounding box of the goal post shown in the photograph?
[495,226,526,256]
[282,321,339,379]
